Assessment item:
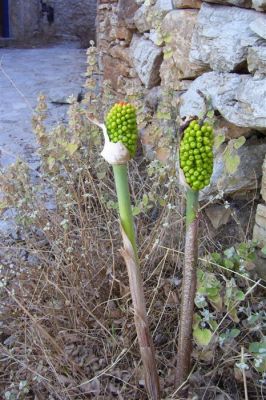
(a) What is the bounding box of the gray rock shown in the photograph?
[180,72,266,130]
[252,0,266,10]
[203,0,252,7]
[249,18,266,39]
[190,3,264,72]
[160,10,204,80]
[205,205,231,229]
[129,35,163,88]
[253,204,266,247]
[201,140,266,199]
[248,46,266,76]
[144,86,162,110]
[155,0,174,10]
[134,5,151,32]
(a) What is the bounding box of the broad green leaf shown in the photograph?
[233,136,246,150]
[207,110,214,119]
[193,327,212,346]
[209,294,223,312]
[132,206,141,216]
[214,133,225,150]
[235,290,245,301]
[65,143,79,156]
[224,151,240,175]
[142,194,149,207]
[229,328,240,338]
[249,340,266,354]
[224,259,235,269]
[47,156,55,170]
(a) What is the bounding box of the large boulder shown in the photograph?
[190,3,265,72]
[160,10,206,83]
[129,35,163,88]
[180,72,266,130]
[200,139,266,199]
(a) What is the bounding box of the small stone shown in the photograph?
[173,0,202,8]
[129,35,163,88]
[205,205,231,229]
[247,46,266,77]
[103,55,131,89]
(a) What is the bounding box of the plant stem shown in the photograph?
[113,164,138,258]
[176,188,199,390]
[112,163,161,400]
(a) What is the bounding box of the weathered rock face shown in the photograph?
[253,205,266,247]
[54,0,97,46]
[252,0,266,10]
[190,3,264,72]
[134,5,151,32]
[253,155,266,247]
[180,72,266,130]
[160,10,206,83]
[249,18,266,39]
[129,35,163,88]
[173,0,202,8]
[102,54,131,89]
[200,139,266,199]
[203,0,251,7]
[248,46,266,76]
[117,0,139,28]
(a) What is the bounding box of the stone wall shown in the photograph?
[8,0,97,46]
[97,0,266,244]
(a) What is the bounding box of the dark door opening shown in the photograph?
[0,0,10,38]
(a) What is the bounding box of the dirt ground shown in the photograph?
[0,42,86,169]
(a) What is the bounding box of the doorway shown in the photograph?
[0,0,10,38]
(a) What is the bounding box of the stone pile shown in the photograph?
[97,0,266,245]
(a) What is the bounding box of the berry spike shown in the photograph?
[106,102,138,158]
[179,119,214,191]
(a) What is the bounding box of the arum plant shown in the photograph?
[88,102,160,400]
[176,118,214,389]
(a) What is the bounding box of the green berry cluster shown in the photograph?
[180,120,214,191]
[106,102,138,157]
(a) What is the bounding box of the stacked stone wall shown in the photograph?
[97,0,266,244]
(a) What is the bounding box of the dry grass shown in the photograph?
[0,55,265,398]
[0,146,265,399]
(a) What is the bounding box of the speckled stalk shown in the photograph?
[176,188,199,391]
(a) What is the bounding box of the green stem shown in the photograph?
[176,187,199,391]
[113,164,138,257]
[112,163,160,400]
[186,188,199,227]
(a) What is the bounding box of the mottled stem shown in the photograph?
[176,188,199,390]
[113,164,161,400]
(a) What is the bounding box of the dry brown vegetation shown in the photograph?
[0,46,265,400]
